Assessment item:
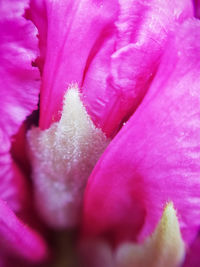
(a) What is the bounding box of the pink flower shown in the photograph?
[1,0,200,266]
[27,0,194,231]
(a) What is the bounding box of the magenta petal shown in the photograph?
[0,0,40,138]
[0,131,27,213]
[37,0,193,135]
[36,0,118,129]
[183,234,200,267]
[82,0,193,137]
[83,19,200,245]
[0,199,47,262]
[193,0,200,18]
[11,124,30,176]
[28,0,48,72]
[0,0,39,212]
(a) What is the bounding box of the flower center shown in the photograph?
[28,84,110,228]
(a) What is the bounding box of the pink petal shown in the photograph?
[0,0,40,138]
[11,123,31,176]
[0,199,47,262]
[34,0,193,137]
[82,19,200,246]
[27,0,48,72]
[0,0,40,212]
[83,0,193,137]
[183,234,200,267]
[34,0,118,130]
[0,131,27,214]
[193,0,200,18]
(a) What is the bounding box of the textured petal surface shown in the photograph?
[0,0,40,212]
[0,0,40,137]
[83,19,200,245]
[35,0,193,138]
[0,199,47,262]
[83,0,193,137]
[35,0,118,130]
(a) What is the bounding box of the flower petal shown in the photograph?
[83,19,200,245]
[35,0,193,137]
[116,203,185,267]
[0,0,40,138]
[80,203,185,267]
[0,199,47,262]
[183,234,200,267]
[28,0,48,71]
[0,0,40,212]
[83,0,193,137]
[33,0,118,130]
[193,0,200,18]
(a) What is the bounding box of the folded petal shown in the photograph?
[0,0,40,138]
[28,0,48,72]
[0,132,47,262]
[0,130,28,214]
[35,0,193,137]
[80,203,185,267]
[83,0,194,137]
[0,199,47,262]
[11,123,31,176]
[193,0,200,18]
[83,19,200,245]
[183,234,200,267]
[32,0,118,130]
[116,203,185,267]
[0,0,40,212]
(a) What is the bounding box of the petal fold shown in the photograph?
[183,234,200,267]
[33,0,118,130]
[116,203,185,267]
[83,0,193,137]
[0,0,40,212]
[0,199,47,262]
[35,0,193,136]
[0,0,40,138]
[80,203,185,267]
[83,19,200,245]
